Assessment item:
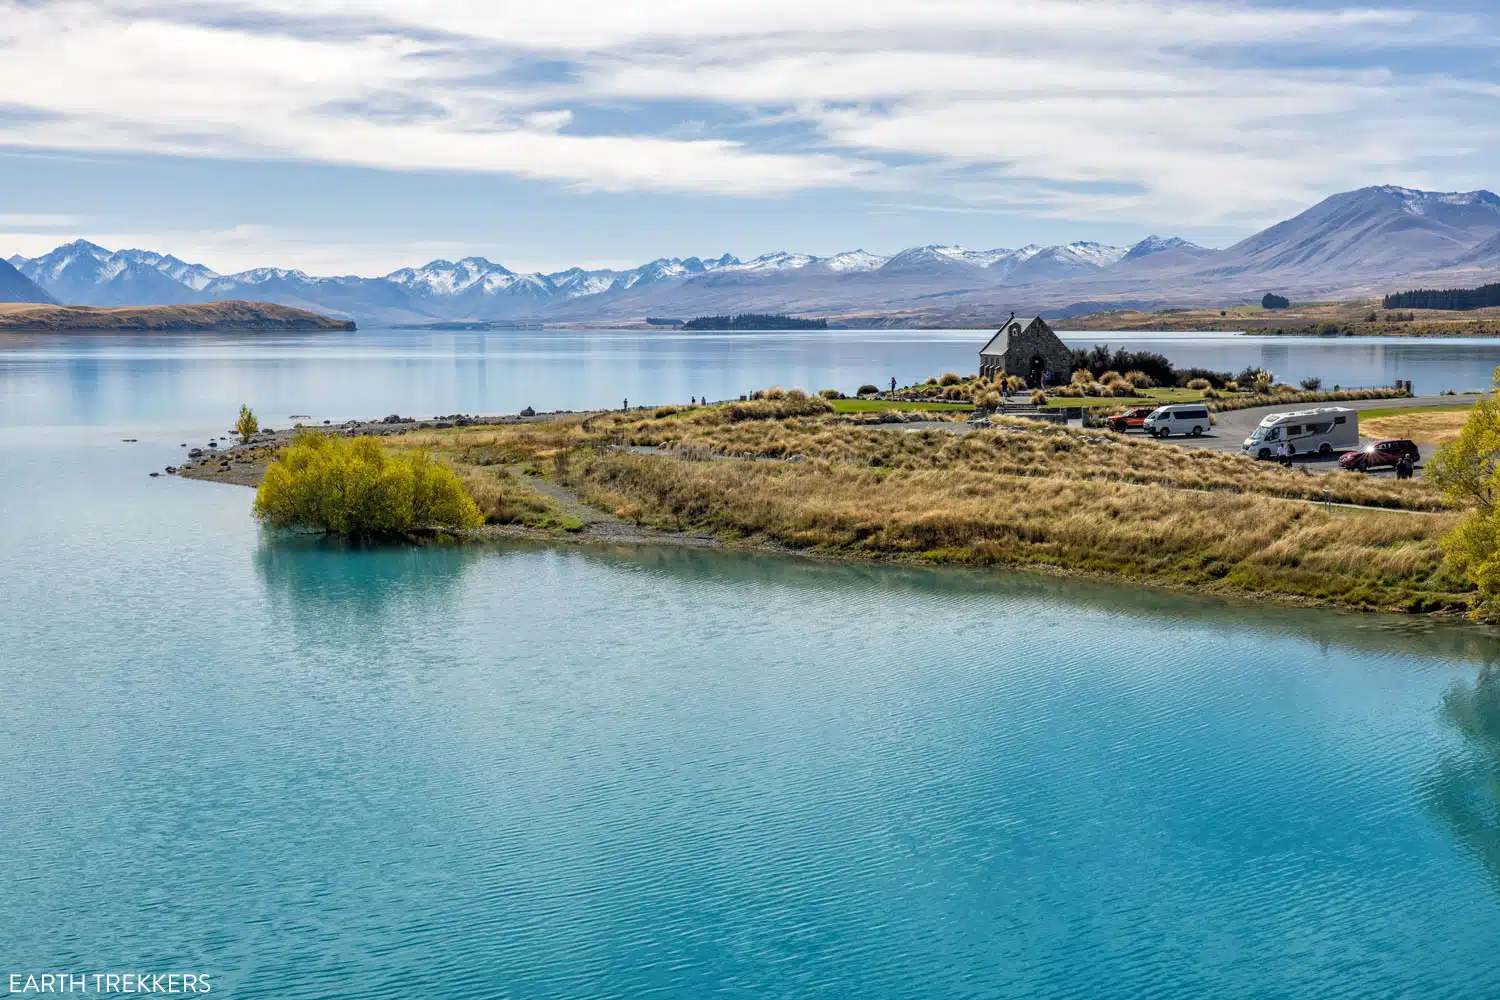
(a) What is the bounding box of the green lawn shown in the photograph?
[831,399,974,413]
[1357,402,1479,421]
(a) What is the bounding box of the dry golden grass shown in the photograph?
[381,407,1472,612]
[1057,298,1500,338]
[563,451,1468,612]
[1362,411,1470,445]
[0,301,353,331]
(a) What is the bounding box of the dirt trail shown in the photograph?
[505,468,725,545]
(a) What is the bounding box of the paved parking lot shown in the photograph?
[1120,394,1477,475]
[882,394,1475,478]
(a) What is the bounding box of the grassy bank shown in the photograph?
[380,403,1471,615]
[1361,405,1476,445]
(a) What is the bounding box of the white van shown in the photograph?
[1143,404,1212,438]
[1241,406,1358,460]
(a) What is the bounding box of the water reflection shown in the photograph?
[254,533,477,620]
[1425,665,1500,886]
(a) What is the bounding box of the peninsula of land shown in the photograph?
[170,379,1486,619]
[0,300,356,332]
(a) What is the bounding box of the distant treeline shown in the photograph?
[682,313,828,331]
[1383,284,1500,311]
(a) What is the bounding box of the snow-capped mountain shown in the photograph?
[1,235,1185,320]
[822,250,889,272]
[24,187,1500,324]
[1120,235,1203,262]
[15,239,215,306]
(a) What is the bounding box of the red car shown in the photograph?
[1106,406,1158,433]
[1338,439,1420,472]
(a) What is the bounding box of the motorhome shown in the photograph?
[1241,407,1359,459]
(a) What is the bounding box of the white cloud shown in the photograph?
[0,0,1496,227]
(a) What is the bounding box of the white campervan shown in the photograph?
[1142,404,1212,438]
[1241,407,1359,460]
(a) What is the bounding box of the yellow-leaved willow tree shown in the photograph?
[1428,370,1500,618]
[253,431,482,538]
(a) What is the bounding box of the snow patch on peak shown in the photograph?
[1055,241,1128,267]
[227,267,311,284]
[725,251,818,272]
[824,249,889,272]
[1364,185,1500,214]
[1122,235,1202,262]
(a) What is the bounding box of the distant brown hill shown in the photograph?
[0,300,356,332]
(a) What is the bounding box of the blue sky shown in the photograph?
[3,0,1499,275]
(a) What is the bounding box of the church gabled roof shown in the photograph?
[980,317,1043,357]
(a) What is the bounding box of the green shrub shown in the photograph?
[857,383,880,396]
[819,388,843,399]
[253,432,483,538]
[1300,377,1323,391]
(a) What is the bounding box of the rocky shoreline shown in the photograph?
[169,409,569,485]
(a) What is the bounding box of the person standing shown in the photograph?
[890,377,897,393]
[1277,440,1290,467]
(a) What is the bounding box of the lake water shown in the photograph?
[4,329,1500,999]
[2,328,1499,436]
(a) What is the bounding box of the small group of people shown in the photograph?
[1276,440,1296,467]
[1396,453,1416,480]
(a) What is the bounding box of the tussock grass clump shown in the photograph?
[724,394,833,422]
[254,431,482,537]
[1209,387,1408,413]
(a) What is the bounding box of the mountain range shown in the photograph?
[10,186,1500,325]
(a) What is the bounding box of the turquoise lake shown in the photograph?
[4,329,1500,998]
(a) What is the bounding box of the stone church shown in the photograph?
[978,314,1073,388]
